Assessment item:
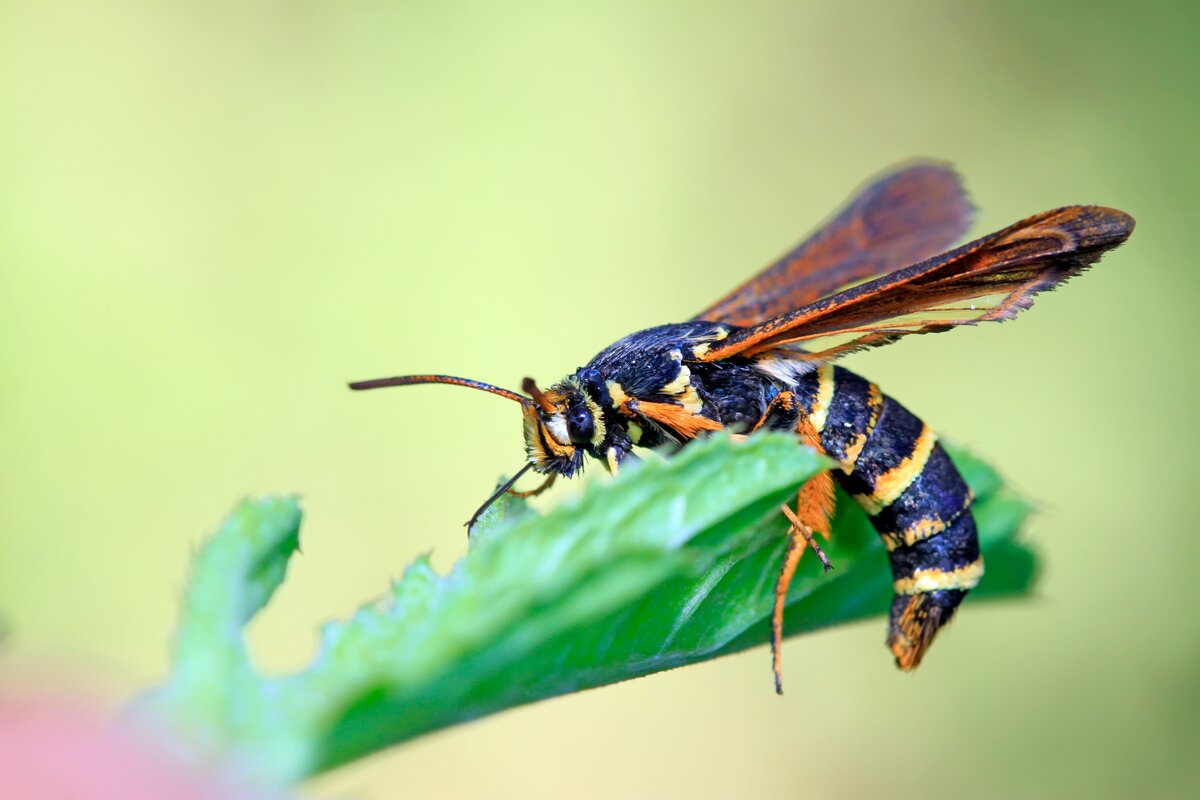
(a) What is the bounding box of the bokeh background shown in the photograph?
[2,2,1197,798]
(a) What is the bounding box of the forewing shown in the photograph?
[695,163,974,326]
[697,206,1135,362]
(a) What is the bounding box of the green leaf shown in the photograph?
[135,497,302,760]
[137,433,1036,787]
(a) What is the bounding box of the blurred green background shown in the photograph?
[1,1,1196,798]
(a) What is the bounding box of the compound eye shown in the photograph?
[566,403,595,445]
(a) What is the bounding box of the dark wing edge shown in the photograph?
[694,162,975,327]
[697,205,1135,363]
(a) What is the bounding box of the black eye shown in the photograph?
[566,403,594,445]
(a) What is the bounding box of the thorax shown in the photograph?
[577,322,824,443]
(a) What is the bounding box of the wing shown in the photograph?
[694,163,974,327]
[696,205,1135,363]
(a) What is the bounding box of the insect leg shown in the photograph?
[465,463,534,531]
[779,504,834,573]
[750,392,800,433]
[605,447,621,475]
[507,472,557,498]
[771,508,834,695]
[752,391,838,691]
[752,391,836,552]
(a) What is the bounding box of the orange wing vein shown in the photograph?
[697,205,1135,363]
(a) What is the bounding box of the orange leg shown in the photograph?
[749,391,836,541]
[779,504,835,573]
[750,392,799,434]
[507,472,557,498]
[771,523,806,695]
[753,394,838,693]
[787,410,837,560]
[771,506,835,695]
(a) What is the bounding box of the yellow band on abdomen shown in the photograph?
[855,424,937,515]
[893,558,984,595]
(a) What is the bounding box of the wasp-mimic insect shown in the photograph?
[351,164,1134,692]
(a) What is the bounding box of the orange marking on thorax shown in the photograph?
[631,400,724,440]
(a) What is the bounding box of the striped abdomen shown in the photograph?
[795,364,983,669]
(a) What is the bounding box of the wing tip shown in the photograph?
[1093,206,1136,238]
[1052,205,1136,248]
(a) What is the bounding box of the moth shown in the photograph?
[351,164,1134,692]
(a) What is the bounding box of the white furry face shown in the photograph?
[544,413,571,446]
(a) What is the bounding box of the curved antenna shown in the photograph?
[521,377,554,414]
[348,374,529,405]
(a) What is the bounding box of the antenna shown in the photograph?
[348,374,529,405]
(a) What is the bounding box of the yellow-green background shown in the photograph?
[1,2,1196,798]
